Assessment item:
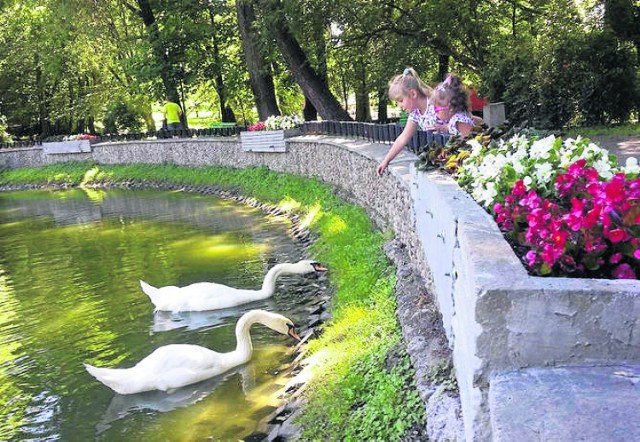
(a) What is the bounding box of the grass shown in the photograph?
[565,122,640,138]
[0,162,426,440]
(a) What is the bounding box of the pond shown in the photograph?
[0,188,326,441]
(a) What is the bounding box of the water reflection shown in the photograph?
[0,188,324,441]
[96,364,257,435]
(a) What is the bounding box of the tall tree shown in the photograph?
[604,0,640,61]
[258,0,351,120]
[236,0,280,120]
[126,0,180,103]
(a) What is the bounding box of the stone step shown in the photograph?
[490,365,640,441]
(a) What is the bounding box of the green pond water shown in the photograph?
[0,188,325,441]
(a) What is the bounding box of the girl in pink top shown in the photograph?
[376,67,436,176]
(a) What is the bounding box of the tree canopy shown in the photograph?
[0,0,638,136]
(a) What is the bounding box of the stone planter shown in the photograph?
[410,164,640,439]
[240,128,300,153]
[42,140,92,155]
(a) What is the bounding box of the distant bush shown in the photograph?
[0,116,12,144]
[103,100,145,134]
[483,31,638,129]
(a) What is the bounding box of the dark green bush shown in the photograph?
[103,100,145,134]
[483,31,638,129]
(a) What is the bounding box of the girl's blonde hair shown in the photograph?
[388,67,433,101]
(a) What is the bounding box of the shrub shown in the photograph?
[103,100,145,134]
[0,116,12,144]
[482,32,639,129]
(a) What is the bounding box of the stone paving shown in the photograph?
[590,135,640,164]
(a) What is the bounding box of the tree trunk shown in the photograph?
[88,116,96,134]
[377,88,388,123]
[438,54,450,82]
[259,0,352,121]
[236,0,280,121]
[134,0,180,101]
[303,96,318,121]
[355,59,371,121]
[208,5,237,122]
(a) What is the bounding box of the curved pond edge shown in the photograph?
[0,173,457,440]
[4,134,638,439]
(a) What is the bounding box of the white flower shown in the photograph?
[529,135,556,160]
[473,182,497,208]
[559,152,574,168]
[593,158,614,179]
[466,139,483,158]
[523,176,533,189]
[264,114,303,130]
[512,160,525,174]
[534,162,553,184]
[624,157,640,175]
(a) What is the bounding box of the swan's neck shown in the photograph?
[233,311,263,362]
[260,263,289,295]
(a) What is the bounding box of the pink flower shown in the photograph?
[610,253,623,264]
[606,228,628,243]
[248,122,266,131]
[612,263,636,279]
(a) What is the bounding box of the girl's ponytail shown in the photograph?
[388,67,433,101]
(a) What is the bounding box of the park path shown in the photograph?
[588,134,640,164]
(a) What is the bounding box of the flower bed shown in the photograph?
[242,115,303,153]
[445,133,639,279]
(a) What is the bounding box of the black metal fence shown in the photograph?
[299,121,449,152]
[0,120,447,152]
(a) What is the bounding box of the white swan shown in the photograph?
[84,309,300,395]
[139,259,328,312]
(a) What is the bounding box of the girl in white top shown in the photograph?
[376,68,436,176]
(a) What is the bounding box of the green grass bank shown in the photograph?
[0,161,425,440]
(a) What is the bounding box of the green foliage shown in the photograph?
[565,123,640,137]
[298,347,425,441]
[0,115,12,143]
[103,100,145,134]
[483,30,639,129]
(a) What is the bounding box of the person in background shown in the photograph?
[398,110,409,126]
[376,67,435,176]
[429,74,477,137]
[469,86,489,117]
[163,96,184,133]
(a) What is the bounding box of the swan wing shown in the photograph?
[85,344,238,394]
[167,283,261,311]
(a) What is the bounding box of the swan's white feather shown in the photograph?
[84,310,297,395]
[140,260,327,312]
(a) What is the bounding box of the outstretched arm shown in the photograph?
[456,121,473,138]
[376,120,418,176]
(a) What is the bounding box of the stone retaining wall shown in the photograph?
[2,136,639,441]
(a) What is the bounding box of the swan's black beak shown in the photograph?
[287,323,301,342]
[311,262,328,273]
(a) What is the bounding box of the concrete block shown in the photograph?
[483,102,506,127]
[490,366,640,442]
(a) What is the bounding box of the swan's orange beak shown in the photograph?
[311,262,328,273]
[287,326,301,342]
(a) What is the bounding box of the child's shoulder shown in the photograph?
[450,112,474,125]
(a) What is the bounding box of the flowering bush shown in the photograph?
[265,114,303,130]
[248,122,266,132]
[248,115,302,131]
[455,134,640,279]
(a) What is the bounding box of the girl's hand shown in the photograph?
[376,161,388,176]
